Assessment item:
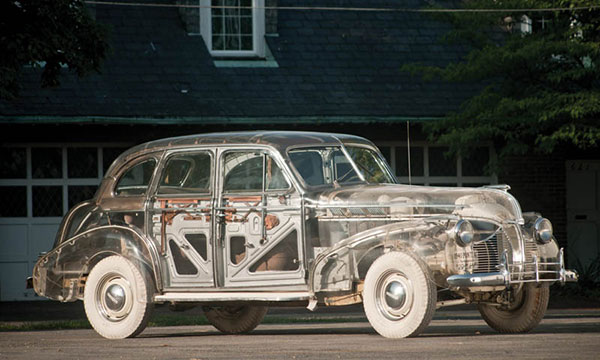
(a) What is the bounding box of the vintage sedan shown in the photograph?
[31,131,577,339]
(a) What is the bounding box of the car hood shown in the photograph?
[307,183,523,223]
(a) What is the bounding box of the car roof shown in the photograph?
[107,131,373,176]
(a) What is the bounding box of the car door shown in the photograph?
[216,148,305,288]
[150,149,215,288]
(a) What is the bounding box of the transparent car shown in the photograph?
[30,131,577,339]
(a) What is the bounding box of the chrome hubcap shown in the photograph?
[96,274,133,322]
[376,271,413,321]
[384,281,407,309]
[105,284,126,312]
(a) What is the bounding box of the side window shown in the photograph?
[223,152,263,192]
[115,159,157,196]
[223,152,289,192]
[289,151,325,186]
[266,156,289,190]
[158,152,212,194]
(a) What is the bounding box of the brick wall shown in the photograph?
[499,153,567,247]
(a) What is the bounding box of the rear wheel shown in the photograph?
[84,256,154,339]
[203,305,268,334]
[478,283,549,333]
[362,251,437,338]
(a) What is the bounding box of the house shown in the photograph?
[0,0,596,301]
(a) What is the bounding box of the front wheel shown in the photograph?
[478,283,549,333]
[84,256,154,339]
[203,305,268,334]
[362,251,437,338]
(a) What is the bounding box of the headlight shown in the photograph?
[534,217,553,244]
[453,220,474,247]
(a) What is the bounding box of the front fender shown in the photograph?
[32,225,161,302]
[309,220,452,294]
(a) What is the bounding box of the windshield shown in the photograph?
[288,146,395,186]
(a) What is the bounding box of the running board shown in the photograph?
[155,291,311,303]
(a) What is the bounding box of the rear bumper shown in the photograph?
[447,248,578,288]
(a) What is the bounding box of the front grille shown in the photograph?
[473,234,501,273]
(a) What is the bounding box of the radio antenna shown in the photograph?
[406,121,412,185]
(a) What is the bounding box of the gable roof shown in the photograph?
[1,0,478,122]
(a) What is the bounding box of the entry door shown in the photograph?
[216,150,305,288]
[567,161,600,275]
[151,150,215,287]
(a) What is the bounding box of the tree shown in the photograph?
[0,0,109,99]
[403,0,600,167]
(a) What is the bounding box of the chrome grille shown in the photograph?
[473,234,500,273]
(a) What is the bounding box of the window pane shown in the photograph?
[102,147,127,174]
[32,148,62,179]
[225,35,240,50]
[0,148,26,179]
[346,147,394,184]
[211,0,254,52]
[240,35,252,50]
[68,148,98,178]
[395,146,423,177]
[266,156,289,190]
[68,185,97,208]
[159,152,212,194]
[289,151,325,186]
[223,152,263,192]
[240,17,252,34]
[33,186,63,217]
[429,147,456,176]
[212,35,224,50]
[0,186,26,217]
[115,159,156,196]
[332,150,360,183]
[462,147,490,176]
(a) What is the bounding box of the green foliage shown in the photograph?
[0,0,109,99]
[403,0,600,164]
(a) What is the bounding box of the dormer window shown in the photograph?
[201,0,265,58]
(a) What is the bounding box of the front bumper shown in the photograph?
[447,248,578,288]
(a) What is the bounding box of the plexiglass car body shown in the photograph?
[31,131,577,339]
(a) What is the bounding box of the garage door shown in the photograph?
[0,145,127,301]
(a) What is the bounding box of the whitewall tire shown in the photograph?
[84,255,154,339]
[363,251,437,338]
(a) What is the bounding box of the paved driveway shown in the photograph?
[1,310,599,360]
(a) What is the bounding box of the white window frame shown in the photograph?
[200,0,265,58]
[375,141,498,186]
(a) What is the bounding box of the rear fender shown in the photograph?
[32,226,161,302]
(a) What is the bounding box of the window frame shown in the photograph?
[157,150,214,196]
[220,149,292,195]
[113,157,159,198]
[200,0,266,58]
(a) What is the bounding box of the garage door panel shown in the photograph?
[0,225,28,262]
[0,262,29,301]
[30,224,60,259]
